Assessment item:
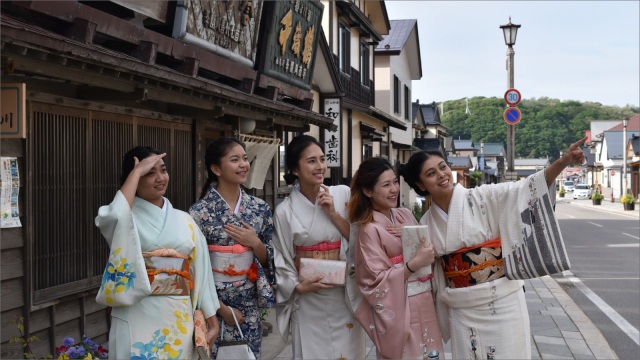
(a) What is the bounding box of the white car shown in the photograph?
[573,184,592,199]
[563,180,575,192]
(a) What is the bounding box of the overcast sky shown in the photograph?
[384,1,640,107]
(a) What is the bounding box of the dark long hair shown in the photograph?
[347,157,395,225]
[283,135,324,185]
[119,146,164,187]
[199,137,246,199]
[397,150,445,196]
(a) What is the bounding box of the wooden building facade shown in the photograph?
[0,1,335,357]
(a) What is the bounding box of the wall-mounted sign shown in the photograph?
[258,0,324,90]
[173,0,264,67]
[323,98,341,168]
[1,83,26,139]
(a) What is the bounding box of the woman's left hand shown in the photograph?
[224,222,261,249]
[205,315,220,348]
[561,136,587,165]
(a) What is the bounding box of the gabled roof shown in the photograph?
[421,102,441,125]
[449,156,472,169]
[514,158,551,167]
[608,113,640,131]
[603,130,640,159]
[413,138,446,158]
[375,19,422,78]
[454,139,475,150]
[444,136,455,152]
[474,143,505,156]
[582,145,596,165]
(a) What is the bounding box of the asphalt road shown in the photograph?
[554,201,640,360]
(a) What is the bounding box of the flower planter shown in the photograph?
[592,198,602,205]
[559,193,565,198]
[623,202,635,211]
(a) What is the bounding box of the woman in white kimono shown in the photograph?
[95,146,220,360]
[348,157,444,359]
[397,137,586,359]
[272,135,366,359]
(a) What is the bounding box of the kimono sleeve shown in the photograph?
[187,215,220,318]
[94,191,151,306]
[354,224,408,359]
[272,204,298,304]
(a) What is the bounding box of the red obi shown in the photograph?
[441,239,505,288]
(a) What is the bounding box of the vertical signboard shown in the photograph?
[173,0,264,67]
[1,83,26,139]
[323,98,341,168]
[258,0,324,90]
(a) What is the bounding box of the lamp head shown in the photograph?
[500,16,521,46]
[622,117,629,127]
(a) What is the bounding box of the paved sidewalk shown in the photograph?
[261,275,618,359]
[260,197,630,359]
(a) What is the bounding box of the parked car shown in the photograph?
[573,184,592,199]
[563,180,575,192]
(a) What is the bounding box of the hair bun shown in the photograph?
[283,172,298,185]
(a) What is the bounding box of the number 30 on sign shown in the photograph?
[504,88,521,106]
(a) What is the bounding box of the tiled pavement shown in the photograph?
[261,197,630,359]
[261,275,618,359]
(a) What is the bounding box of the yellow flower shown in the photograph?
[162,328,170,336]
[164,344,181,358]
[83,354,93,360]
[114,248,121,256]
[174,338,182,346]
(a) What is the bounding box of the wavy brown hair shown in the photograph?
[347,157,395,225]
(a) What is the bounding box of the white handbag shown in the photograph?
[216,309,256,360]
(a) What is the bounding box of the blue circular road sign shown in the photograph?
[503,107,522,125]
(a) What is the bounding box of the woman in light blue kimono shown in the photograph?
[95,146,220,360]
[189,137,275,359]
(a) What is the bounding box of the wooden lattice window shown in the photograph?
[29,102,193,304]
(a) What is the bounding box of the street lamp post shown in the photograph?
[622,117,629,197]
[500,17,521,178]
[559,150,564,191]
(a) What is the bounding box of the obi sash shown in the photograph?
[441,238,505,288]
[389,255,433,296]
[142,249,192,296]
[209,244,257,282]
[295,240,341,260]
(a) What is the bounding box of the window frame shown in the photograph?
[393,75,400,114]
[338,22,350,74]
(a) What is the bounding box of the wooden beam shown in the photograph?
[178,57,199,77]
[132,41,158,64]
[77,86,147,102]
[65,18,96,44]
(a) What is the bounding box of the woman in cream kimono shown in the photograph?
[95,146,220,360]
[272,135,366,359]
[189,137,275,359]
[348,157,443,359]
[397,137,586,359]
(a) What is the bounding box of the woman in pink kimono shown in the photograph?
[348,157,443,359]
[272,135,366,359]
[397,137,586,359]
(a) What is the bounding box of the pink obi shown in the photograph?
[295,240,341,261]
[388,254,434,296]
[209,244,256,282]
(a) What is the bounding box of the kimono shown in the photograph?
[272,185,366,359]
[421,171,555,359]
[354,207,443,360]
[189,187,275,360]
[95,191,220,360]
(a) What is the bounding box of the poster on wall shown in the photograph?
[323,98,341,168]
[173,0,264,67]
[1,157,21,228]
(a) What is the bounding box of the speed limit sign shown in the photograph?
[504,88,521,106]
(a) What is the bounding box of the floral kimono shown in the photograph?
[189,187,275,359]
[95,191,220,360]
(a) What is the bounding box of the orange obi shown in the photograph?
[142,248,192,296]
[295,240,341,260]
[209,244,257,282]
[441,238,505,289]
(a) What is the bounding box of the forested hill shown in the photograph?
[438,97,639,160]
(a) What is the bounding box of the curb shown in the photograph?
[540,275,619,360]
